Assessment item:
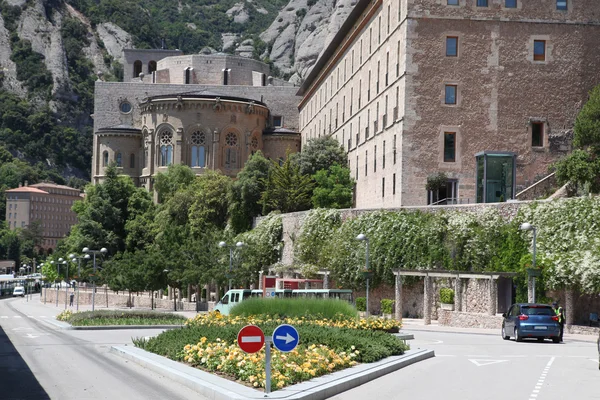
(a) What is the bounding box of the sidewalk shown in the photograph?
[400,318,599,343]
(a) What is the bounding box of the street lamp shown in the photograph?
[520,222,537,303]
[82,247,108,312]
[62,259,68,310]
[356,234,370,317]
[69,253,86,312]
[219,241,244,291]
[51,260,60,307]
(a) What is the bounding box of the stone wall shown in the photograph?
[438,310,503,330]
[548,289,600,326]
[41,288,215,312]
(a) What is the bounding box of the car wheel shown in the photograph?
[515,328,523,342]
[552,337,560,343]
[502,325,510,340]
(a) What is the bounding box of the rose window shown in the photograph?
[225,132,238,146]
[191,131,206,145]
[160,131,173,145]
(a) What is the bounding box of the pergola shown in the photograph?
[392,269,517,324]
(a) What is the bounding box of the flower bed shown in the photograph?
[56,310,186,326]
[134,312,408,391]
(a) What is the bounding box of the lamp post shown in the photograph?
[62,260,68,310]
[356,234,370,317]
[82,247,108,312]
[219,241,244,291]
[69,253,86,312]
[520,222,537,303]
[51,260,60,307]
[40,263,46,304]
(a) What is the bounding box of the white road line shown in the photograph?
[0,316,7,319]
[528,356,555,400]
[13,316,21,319]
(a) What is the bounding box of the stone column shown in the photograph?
[394,273,403,321]
[565,288,575,327]
[424,276,432,325]
[168,285,173,300]
[454,277,462,312]
[527,277,534,303]
[323,272,329,289]
[488,278,497,316]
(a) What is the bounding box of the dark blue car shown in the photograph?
[502,303,560,343]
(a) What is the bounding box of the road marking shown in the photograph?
[528,356,555,400]
[0,316,7,319]
[24,333,48,339]
[436,354,457,357]
[240,336,262,343]
[13,316,21,319]
[589,359,599,363]
[468,359,508,367]
[12,327,33,331]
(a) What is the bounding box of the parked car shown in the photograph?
[12,287,25,297]
[502,303,561,343]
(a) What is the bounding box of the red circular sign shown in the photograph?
[237,325,265,353]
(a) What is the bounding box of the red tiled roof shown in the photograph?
[5,187,48,194]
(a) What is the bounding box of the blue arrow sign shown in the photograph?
[272,324,299,352]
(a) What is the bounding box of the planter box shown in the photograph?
[441,303,454,311]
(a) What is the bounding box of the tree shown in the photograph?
[311,164,354,209]
[260,154,314,214]
[153,164,196,203]
[295,136,348,176]
[228,151,271,233]
[555,84,600,194]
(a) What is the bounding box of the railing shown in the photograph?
[429,198,475,206]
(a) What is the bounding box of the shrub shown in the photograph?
[230,298,357,320]
[440,288,454,304]
[380,299,393,314]
[57,310,186,326]
[355,297,366,312]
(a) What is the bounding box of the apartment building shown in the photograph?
[5,182,82,253]
[298,0,600,207]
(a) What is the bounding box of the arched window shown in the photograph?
[191,131,206,167]
[102,151,109,167]
[159,131,173,166]
[133,60,142,78]
[130,154,135,168]
[148,60,157,73]
[223,132,239,169]
[115,152,122,167]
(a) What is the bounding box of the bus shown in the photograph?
[213,288,353,315]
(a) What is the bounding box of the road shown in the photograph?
[331,327,600,400]
[0,296,208,400]
[1,296,598,400]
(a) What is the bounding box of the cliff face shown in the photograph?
[0,0,356,96]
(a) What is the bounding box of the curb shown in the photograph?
[110,345,434,400]
[70,324,184,330]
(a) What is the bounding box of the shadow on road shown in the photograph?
[0,325,50,399]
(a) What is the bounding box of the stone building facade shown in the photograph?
[5,182,82,252]
[297,0,600,208]
[92,50,301,187]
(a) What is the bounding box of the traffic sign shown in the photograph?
[237,325,265,353]
[272,324,299,352]
[264,289,276,298]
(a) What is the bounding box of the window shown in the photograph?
[159,131,173,166]
[133,60,142,78]
[383,141,386,169]
[185,67,193,84]
[446,37,458,57]
[273,116,283,127]
[444,132,456,162]
[393,134,397,164]
[224,132,239,169]
[365,150,368,176]
[115,152,122,167]
[447,0,459,5]
[532,122,544,147]
[102,151,108,167]
[477,0,488,6]
[556,0,567,10]
[534,40,546,61]
[223,69,229,85]
[120,101,132,113]
[382,177,385,198]
[445,85,457,105]
[374,145,377,172]
[393,173,396,195]
[130,154,135,168]
[191,131,207,167]
[505,0,517,7]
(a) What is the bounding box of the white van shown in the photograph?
[12,287,25,297]
[213,289,252,315]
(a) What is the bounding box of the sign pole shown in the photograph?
[265,336,272,394]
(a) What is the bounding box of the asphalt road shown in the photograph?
[1,296,598,400]
[330,328,600,400]
[0,296,209,400]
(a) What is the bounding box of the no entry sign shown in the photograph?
[237,325,265,353]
